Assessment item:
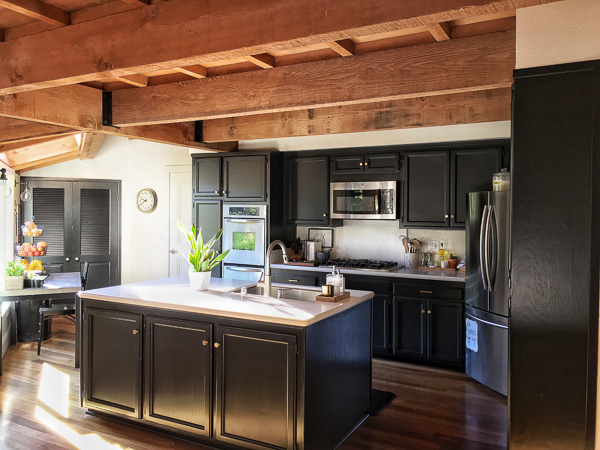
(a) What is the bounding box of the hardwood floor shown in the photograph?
[0,320,507,450]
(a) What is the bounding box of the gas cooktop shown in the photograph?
[318,259,399,272]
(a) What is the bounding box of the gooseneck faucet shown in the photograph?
[264,240,288,295]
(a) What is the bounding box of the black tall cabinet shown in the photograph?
[510,61,600,448]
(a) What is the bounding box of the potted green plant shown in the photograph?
[4,259,26,290]
[178,220,230,290]
[448,253,459,269]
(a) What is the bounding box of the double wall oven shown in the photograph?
[222,204,266,282]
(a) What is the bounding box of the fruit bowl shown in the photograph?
[21,223,43,237]
[16,242,47,257]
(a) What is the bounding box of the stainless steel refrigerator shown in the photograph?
[465,191,510,396]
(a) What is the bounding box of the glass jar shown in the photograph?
[493,168,510,191]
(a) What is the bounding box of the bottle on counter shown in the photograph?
[438,241,445,268]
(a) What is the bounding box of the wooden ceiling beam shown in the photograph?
[0,0,562,94]
[245,54,276,69]
[14,150,81,173]
[114,74,149,87]
[175,65,208,78]
[79,132,103,159]
[121,0,150,5]
[111,30,515,126]
[4,135,79,167]
[203,88,511,142]
[0,117,78,144]
[326,40,355,56]
[428,22,452,41]
[0,0,70,26]
[0,136,66,154]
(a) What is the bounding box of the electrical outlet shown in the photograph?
[428,240,439,251]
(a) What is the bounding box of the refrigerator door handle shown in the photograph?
[484,203,493,291]
[480,204,489,291]
[488,205,498,291]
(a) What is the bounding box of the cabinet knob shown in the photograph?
[427,310,431,314]
[364,162,368,166]
[202,340,208,346]
[323,213,327,217]
[451,214,454,218]
[359,162,363,166]
[65,257,70,262]
[214,342,221,348]
[132,329,139,335]
[214,190,219,194]
[75,257,80,261]
[421,310,425,314]
[444,215,449,219]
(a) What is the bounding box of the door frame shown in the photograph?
[166,164,192,277]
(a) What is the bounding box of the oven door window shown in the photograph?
[333,189,380,215]
[232,232,256,251]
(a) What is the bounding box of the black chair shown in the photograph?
[37,261,89,356]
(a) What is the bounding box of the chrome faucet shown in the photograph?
[264,240,288,295]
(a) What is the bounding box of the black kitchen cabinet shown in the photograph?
[193,154,267,201]
[372,294,392,354]
[450,148,503,226]
[392,296,426,359]
[144,316,212,436]
[331,152,399,174]
[82,308,142,418]
[215,326,296,449]
[426,298,464,364]
[402,145,505,228]
[223,155,267,201]
[284,154,334,226]
[193,199,223,278]
[402,150,449,227]
[193,157,222,197]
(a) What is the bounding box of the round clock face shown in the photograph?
[137,188,157,213]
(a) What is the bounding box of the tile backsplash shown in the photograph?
[296,221,465,267]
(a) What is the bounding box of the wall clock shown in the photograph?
[136,188,158,213]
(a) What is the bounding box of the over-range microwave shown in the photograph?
[330,181,397,220]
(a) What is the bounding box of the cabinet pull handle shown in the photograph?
[359,162,363,166]
[420,290,432,294]
[364,162,368,166]
[214,190,219,194]
[202,340,209,346]
[444,214,449,219]
[451,214,454,218]
[323,213,327,217]
[421,310,425,314]
[289,279,299,282]
[214,342,221,348]
[132,329,139,335]
[427,310,431,314]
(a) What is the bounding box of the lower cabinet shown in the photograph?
[372,294,392,354]
[392,296,464,366]
[216,326,296,450]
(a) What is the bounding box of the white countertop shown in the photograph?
[79,276,373,327]
[271,264,466,282]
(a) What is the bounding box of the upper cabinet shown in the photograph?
[331,152,399,175]
[193,154,268,202]
[284,155,334,226]
[402,144,505,228]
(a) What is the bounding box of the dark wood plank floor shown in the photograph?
[0,320,507,450]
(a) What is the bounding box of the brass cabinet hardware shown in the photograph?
[421,310,425,314]
[420,290,433,294]
[132,329,139,335]
[427,310,431,314]
[214,342,221,348]
[202,340,208,346]
[445,214,449,218]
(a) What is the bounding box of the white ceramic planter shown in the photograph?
[189,270,211,291]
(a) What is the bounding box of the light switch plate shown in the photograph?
[428,240,439,251]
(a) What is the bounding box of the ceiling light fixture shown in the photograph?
[0,168,12,199]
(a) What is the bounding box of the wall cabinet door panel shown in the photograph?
[223,155,267,201]
[365,153,399,173]
[145,316,212,436]
[83,307,142,418]
[192,199,222,278]
[215,326,296,450]
[193,157,222,197]
[285,155,330,226]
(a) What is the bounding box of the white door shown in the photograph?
[168,166,192,276]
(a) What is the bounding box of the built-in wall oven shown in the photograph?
[330,181,397,219]
[222,204,266,282]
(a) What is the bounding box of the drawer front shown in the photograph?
[393,283,463,300]
[272,273,320,286]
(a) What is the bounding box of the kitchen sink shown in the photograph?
[233,285,320,302]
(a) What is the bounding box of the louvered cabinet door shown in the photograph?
[73,181,120,288]
[23,180,74,273]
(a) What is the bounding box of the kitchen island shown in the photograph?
[79,277,374,450]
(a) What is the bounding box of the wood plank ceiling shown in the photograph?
[0,0,565,173]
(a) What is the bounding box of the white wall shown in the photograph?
[24,135,192,284]
[517,0,600,69]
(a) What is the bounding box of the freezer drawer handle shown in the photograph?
[465,312,508,329]
[226,267,264,272]
[225,219,264,224]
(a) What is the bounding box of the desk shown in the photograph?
[0,272,81,375]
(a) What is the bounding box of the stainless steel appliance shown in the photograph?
[222,204,266,282]
[330,181,396,220]
[465,191,510,396]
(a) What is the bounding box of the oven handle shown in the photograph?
[225,219,264,224]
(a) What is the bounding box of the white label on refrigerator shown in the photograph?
[466,318,478,352]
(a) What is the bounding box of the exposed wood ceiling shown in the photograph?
[0,0,565,172]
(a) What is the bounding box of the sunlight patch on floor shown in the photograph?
[35,406,129,450]
[37,363,70,418]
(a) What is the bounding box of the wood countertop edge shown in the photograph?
[79,291,374,328]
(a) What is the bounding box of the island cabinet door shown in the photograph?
[144,316,212,436]
[215,326,297,450]
[82,308,142,418]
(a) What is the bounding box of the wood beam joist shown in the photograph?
[327,40,355,56]
[79,132,103,159]
[202,88,511,142]
[114,74,148,87]
[174,65,207,78]
[13,150,81,172]
[4,135,79,168]
[0,0,560,94]
[245,54,276,69]
[0,136,65,154]
[0,0,70,26]
[0,117,78,144]
[111,30,516,127]
[428,22,452,41]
